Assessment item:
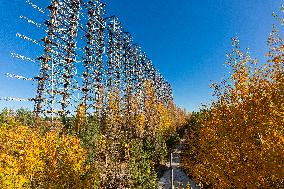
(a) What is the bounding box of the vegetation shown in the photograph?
[182,10,284,189]
[0,82,189,188]
[2,2,284,189]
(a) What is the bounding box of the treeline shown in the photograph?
[0,81,189,188]
[182,10,284,189]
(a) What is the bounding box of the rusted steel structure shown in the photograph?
[4,0,174,120]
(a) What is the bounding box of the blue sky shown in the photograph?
[0,0,282,111]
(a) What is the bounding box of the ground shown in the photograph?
[158,139,201,189]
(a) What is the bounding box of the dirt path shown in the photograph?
[158,139,200,189]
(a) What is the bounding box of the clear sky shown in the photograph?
[0,0,282,112]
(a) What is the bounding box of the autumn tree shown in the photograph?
[0,124,99,188]
[182,13,284,188]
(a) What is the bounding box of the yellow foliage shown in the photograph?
[75,103,87,134]
[105,88,122,137]
[183,36,284,188]
[140,81,189,140]
[157,102,171,135]
[0,125,98,188]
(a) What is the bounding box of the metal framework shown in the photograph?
[3,0,174,121]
